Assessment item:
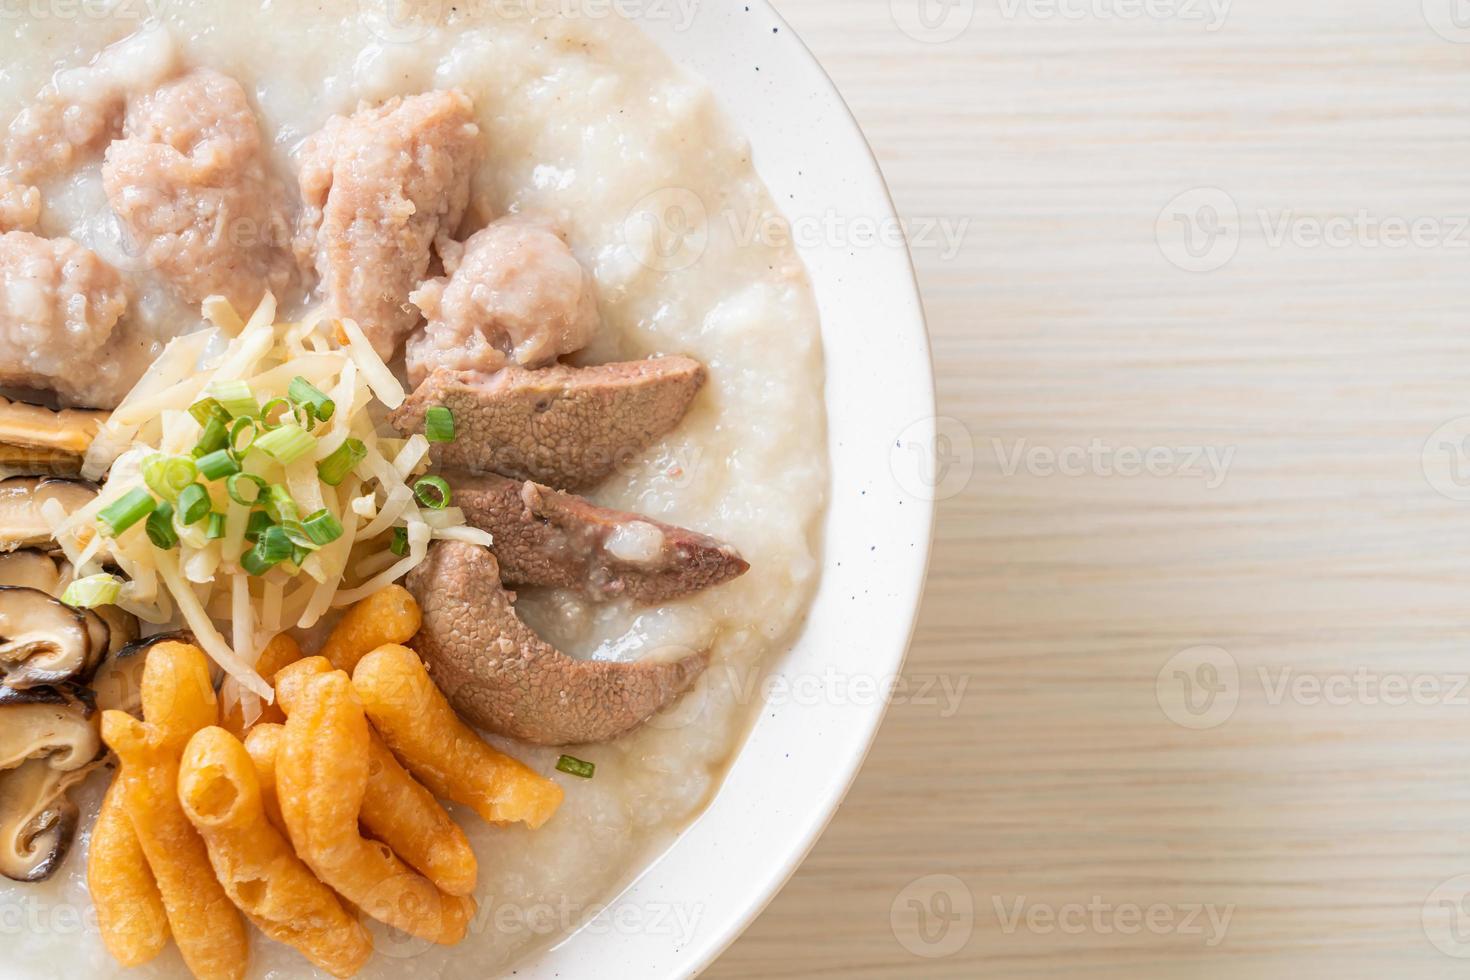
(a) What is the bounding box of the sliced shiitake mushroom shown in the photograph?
[0,698,101,771]
[0,587,95,689]
[0,396,104,479]
[0,477,99,553]
[0,549,62,594]
[0,757,98,881]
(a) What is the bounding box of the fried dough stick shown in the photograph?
[275,667,475,944]
[89,780,170,967]
[180,726,373,978]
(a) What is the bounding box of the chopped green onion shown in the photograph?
[205,512,227,540]
[254,424,316,466]
[301,509,344,547]
[245,510,274,542]
[555,755,596,779]
[288,376,336,422]
[317,438,366,486]
[193,415,228,458]
[413,476,451,510]
[263,485,299,524]
[259,397,293,430]
[242,525,292,576]
[60,573,122,609]
[176,484,211,525]
[226,473,267,506]
[390,526,409,557]
[146,502,179,550]
[425,405,455,443]
[208,380,259,419]
[290,544,311,569]
[197,449,242,481]
[143,455,197,502]
[97,489,156,537]
[188,397,229,427]
[228,418,258,458]
[280,522,316,551]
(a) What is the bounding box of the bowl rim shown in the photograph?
[522,4,937,977]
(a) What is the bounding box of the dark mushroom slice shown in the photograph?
[0,477,100,552]
[0,549,62,594]
[407,540,709,746]
[390,357,707,492]
[0,757,98,881]
[448,470,748,604]
[0,587,95,689]
[0,699,101,770]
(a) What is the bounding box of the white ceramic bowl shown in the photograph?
[520,5,936,977]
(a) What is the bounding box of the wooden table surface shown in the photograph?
[709,1,1470,976]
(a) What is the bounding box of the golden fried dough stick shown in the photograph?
[275,657,478,896]
[179,726,374,978]
[220,633,302,738]
[102,711,249,980]
[242,724,288,836]
[276,668,475,945]
[321,585,421,673]
[88,779,171,967]
[142,640,220,749]
[352,645,563,829]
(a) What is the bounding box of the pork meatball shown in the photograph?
[0,232,127,407]
[0,180,39,233]
[405,216,600,386]
[293,90,480,361]
[101,69,292,312]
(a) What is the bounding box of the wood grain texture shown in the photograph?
[708,0,1470,976]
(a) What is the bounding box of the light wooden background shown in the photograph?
[709,0,1470,976]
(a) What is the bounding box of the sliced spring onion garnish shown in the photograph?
[301,509,344,546]
[228,418,258,457]
[146,501,179,550]
[259,397,293,429]
[188,397,229,426]
[194,415,229,458]
[555,755,596,779]
[254,423,316,465]
[226,473,267,506]
[242,524,292,576]
[205,512,227,540]
[317,437,367,486]
[177,483,211,525]
[263,485,298,525]
[198,449,242,481]
[98,488,157,536]
[281,521,318,551]
[245,510,274,542]
[143,454,198,502]
[288,375,336,422]
[208,379,260,419]
[413,475,451,510]
[425,405,455,443]
[60,573,122,609]
[390,526,410,556]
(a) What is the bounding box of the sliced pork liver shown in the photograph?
[446,470,747,604]
[406,541,708,746]
[390,357,707,491]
